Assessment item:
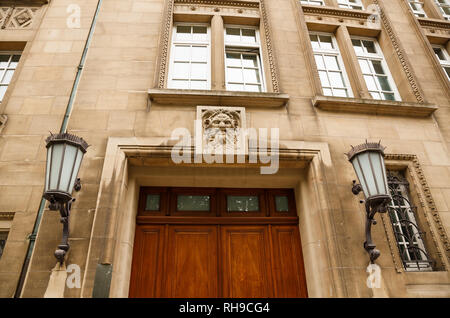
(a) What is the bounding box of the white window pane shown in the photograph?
[172,62,190,79]
[243,68,261,84]
[433,48,446,60]
[364,75,378,90]
[176,25,192,41]
[370,91,381,99]
[371,60,385,74]
[226,28,240,42]
[377,76,392,91]
[0,86,7,101]
[170,80,189,89]
[333,88,348,97]
[383,93,396,101]
[190,80,207,90]
[245,84,261,92]
[318,71,330,86]
[242,55,258,68]
[192,26,208,41]
[319,35,333,49]
[324,55,339,71]
[0,56,9,69]
[191,46,207,62]
[174,45,190,61]
[352,39,364,54]
[329,71,345,88]
[226,53,241,67]
[358,59,371,74]
[363,40,376,53]
[227,68,244,83]
[242,29,256,43]
[227,83,244,91]
[323,88,333,96]
[1,70,14,84]
[10,55,20,68]
[191,63,208,80]
[310,34,320,49]
[314,55,325,69]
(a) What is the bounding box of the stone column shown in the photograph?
[211,14,225,90]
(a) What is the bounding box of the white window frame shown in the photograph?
[224,24,266,93]
[0,51,21,103]
[167,23,211,90]
[432,44,450,80]
[434,0,450,20]
[407,0,427,17]
[351,36,401,101]
[300,0,325,6]
[337,0,364,10]
[310,32,354,98]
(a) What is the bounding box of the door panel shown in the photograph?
[163,225,218,297]
[271,225,308,298]
[221,225,274,298]
[129,225,165,298]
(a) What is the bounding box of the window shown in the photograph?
[0,231,8,259]
[300,0,325,5]
[0,53,21,102]
[168,24,210,90]
[408,0,427,17]
[337,0,364,10]
[432,45,450,80]
[434,0,450,20]
[387,171,433,271]
[310,33,353,97]
[224,26,265,92]
[352,37,400,101]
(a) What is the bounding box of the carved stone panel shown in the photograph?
[196,106,247,155]
[0,7,38,29]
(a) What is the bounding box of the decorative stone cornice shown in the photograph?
[373,0,426,104]
[174,0,259,8]
[385,154,450,270]
[418,17,450,30]
[301,4,372,20]
[0,212,15,221]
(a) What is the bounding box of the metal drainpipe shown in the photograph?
[14,0,103,298]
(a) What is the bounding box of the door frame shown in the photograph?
[80,138,344,298]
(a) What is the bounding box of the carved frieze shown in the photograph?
[0,7,38,29]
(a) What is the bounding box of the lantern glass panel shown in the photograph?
[49,144,64,190]
[352,157,369,197]
[369,152,388,196]
[45,147,51,191]
[68,149,83,194]
[59,144,78,193]
[358,152,378,197]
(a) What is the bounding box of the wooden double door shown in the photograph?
[129,188,308,298]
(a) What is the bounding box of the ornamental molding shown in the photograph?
[418,18,450,30]
[301,5,372,20]
[174,0,259,8]
[0,212,15,221]
[260,0,279,93]
[158,0,175,89]
[385,154,449,271]
[0,114,7,134]
[0,6,39,29]
[373,0,426,103]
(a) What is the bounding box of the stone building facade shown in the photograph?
[0,0,449,298]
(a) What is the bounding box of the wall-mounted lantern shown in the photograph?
[43,133,88,264]
[346,141,391,263]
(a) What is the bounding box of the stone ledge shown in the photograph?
[1,0,48,6]
[312,95,437,117]
[148,88,289,108]
[301,4,372,20]
[417,17,450,30]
